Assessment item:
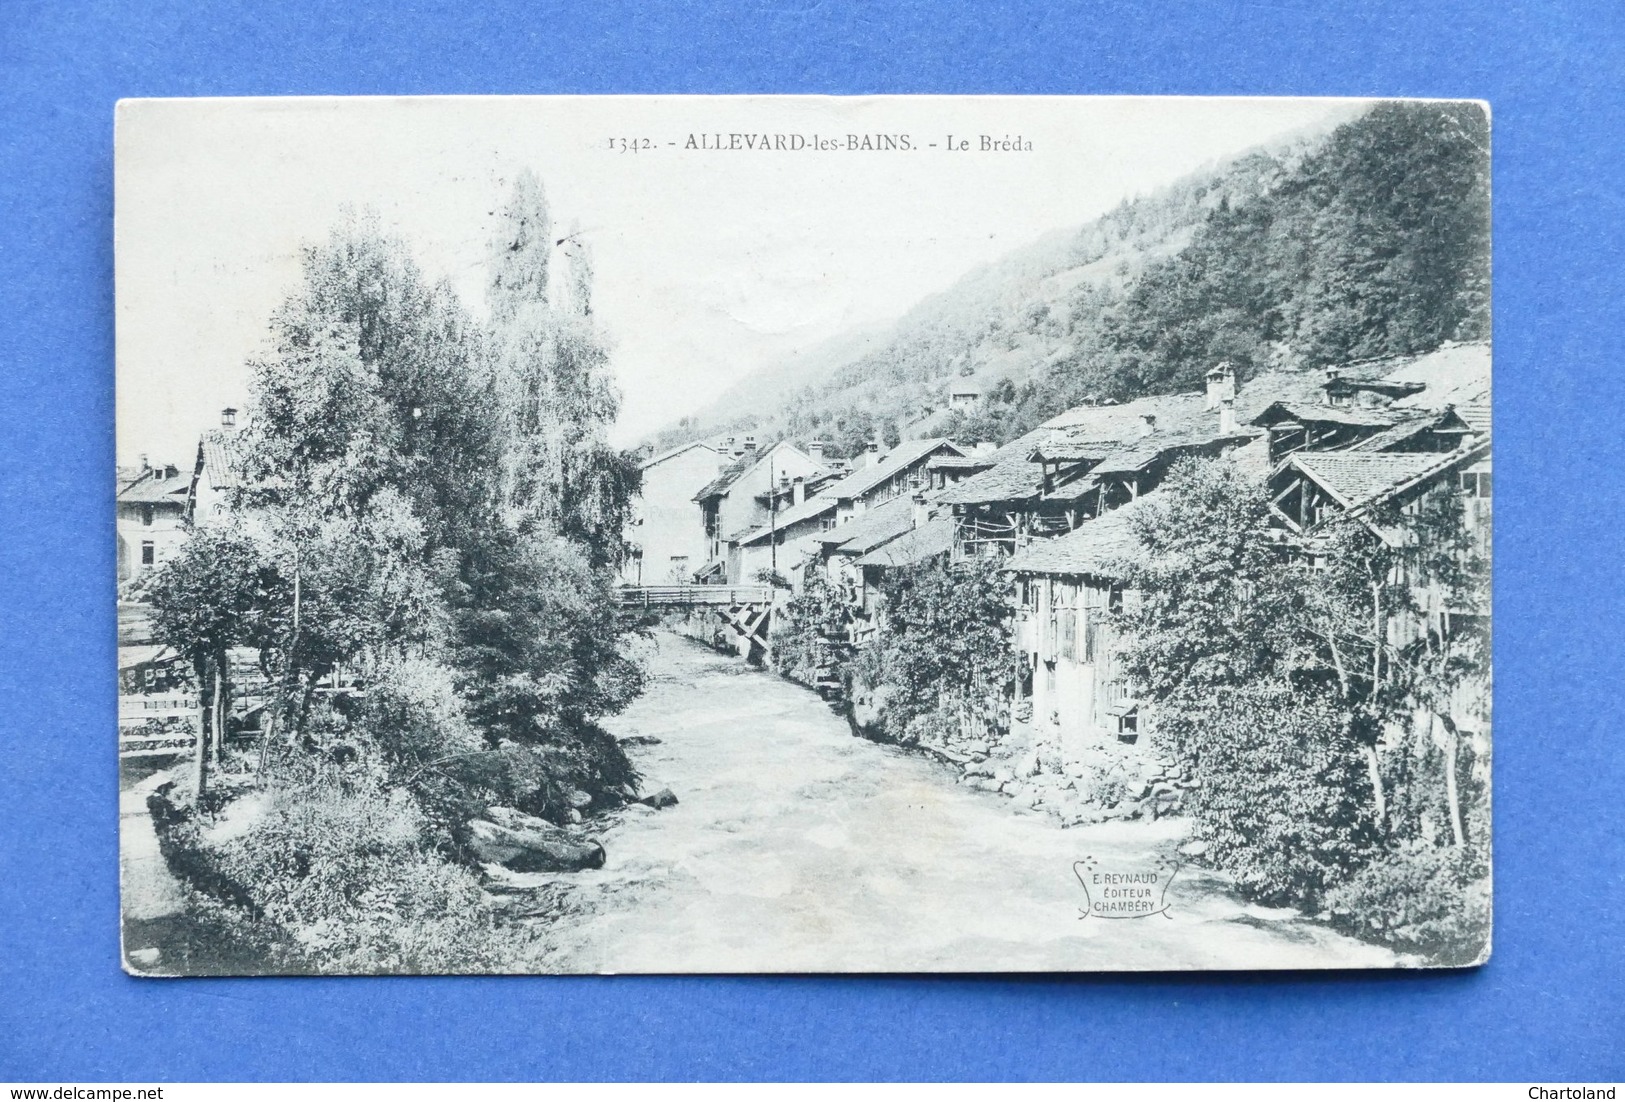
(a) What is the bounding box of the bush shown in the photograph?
[771,570,852,687]
[1187,682,1381,909]
[1324,839,1491,966]
[205,774,542,973]
[867,558,1014,745]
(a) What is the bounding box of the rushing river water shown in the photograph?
[527,631,1397,973]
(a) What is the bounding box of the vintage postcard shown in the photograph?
[116,96,1491,975]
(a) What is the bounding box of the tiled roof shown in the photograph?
[1288,451,1461,511]
[944,370,1332,508]
[1380,341,1491,413]
[816,496,916,555]
[693,452,760,501]
[1324,377,1426,398]
[1251,401,1398,429]
[117,471,192,504]
[1091,428,1256,477]
[639,439,717,470]
[199,430,245,490]
[1345,409,1472,452]
[1027,436,1119,464]
[1457,401,1491,435]
[934,452,1050,505]
[1004,495,1158,578]
[856,516,954,568]
[694,442,828,502]
[926,454,995,471]
[813,438,963,503]
[734,494,838,546]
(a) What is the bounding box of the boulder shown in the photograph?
[567,789,593,809]
[1015,752,1040,778]
[639,787,679,810]
[618,735,663,747]
[127,947,161,969]
[992,766,1015,785]
[965,740,990,756]
[469,807,606,872]
[1178,838,1210,858]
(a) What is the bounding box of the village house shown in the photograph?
[993,341,1491,762]
[116,457,191,585]
[729,436,965,585]
[1003,494,1155,762]
[948,378,983,412]
[924,448,996,490]
[937,375,1277,559]
[623,439,721,584]
[189,408,245,529]
[693,436,828,580]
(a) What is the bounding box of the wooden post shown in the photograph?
[191,692,209,807]
[211,658,225,771]
[1440,713,1465,847]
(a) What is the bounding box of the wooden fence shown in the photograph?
[117,692,203,759]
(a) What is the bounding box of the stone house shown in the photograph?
[623,439,721,584]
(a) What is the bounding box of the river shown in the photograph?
[526,631,1397,973]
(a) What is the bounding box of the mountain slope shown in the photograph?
[649,101,1489,457]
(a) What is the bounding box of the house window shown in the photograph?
[140,541,155,566]
[1460,471,1492,498]
[140,504,154,527]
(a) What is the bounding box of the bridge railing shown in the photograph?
[618,584,774,609]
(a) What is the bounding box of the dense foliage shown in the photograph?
[864,557,1017,747]
[1115,459,1491,957]
[146,181,646,970]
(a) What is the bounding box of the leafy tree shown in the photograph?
[147,526,276,793]
[486,171,637,568]
[1115,457,1490,946]
[866,557,1016,746]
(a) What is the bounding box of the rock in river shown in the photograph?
[639,787,680,810]
[468,806,606,873]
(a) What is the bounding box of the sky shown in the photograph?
[115,95,1361,465]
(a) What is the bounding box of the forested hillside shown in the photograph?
[652,101,1489,455]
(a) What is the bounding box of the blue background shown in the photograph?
[1,0,1621,1082]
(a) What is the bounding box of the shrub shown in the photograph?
[771,570,852,687]
[1324,839,1491,965]
[1186,682,1381,909]
[868,557,1015,745]
[205,773,542,973]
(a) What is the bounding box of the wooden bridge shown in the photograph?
[618,584,778,661]
[616,584,773,610]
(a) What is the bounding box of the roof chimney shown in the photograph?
[806,440,825,465]
[792,475,806,506]
[1205,361,1236,410]
[1139,413,1157,439]
[1219,397,1237,435]
[221,406,238,429]
[742,435,757,452]
[138,453,150,473]
[864,441,881,469]
[912,492,929,531]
